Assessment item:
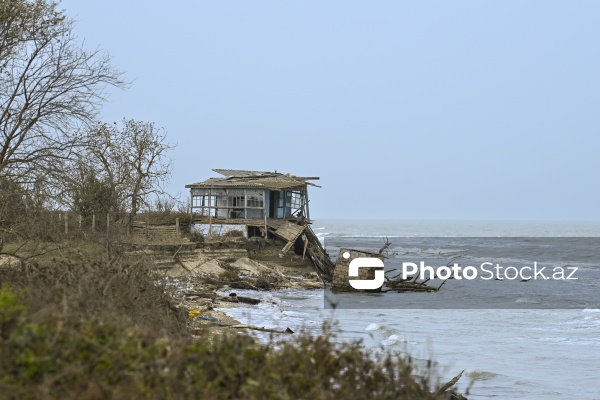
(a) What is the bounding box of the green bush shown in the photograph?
[0,259,465,399]
[0,289,448,399]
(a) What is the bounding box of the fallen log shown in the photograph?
[220,324,294,334]
[386,280,440,292]
[228,292,261,305]
[184,292,217,299]
[435,370,465,398]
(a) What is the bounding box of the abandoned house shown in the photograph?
[185,169,335,277]
[186,169,319,238]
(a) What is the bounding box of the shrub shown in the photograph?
[0,287,453,400]
[222,229,244,238]
[0,259,187,339]
[0,258,466,399]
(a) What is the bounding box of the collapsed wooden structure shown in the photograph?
[186,169,335,277]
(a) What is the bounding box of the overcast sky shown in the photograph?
[60,0,599,221]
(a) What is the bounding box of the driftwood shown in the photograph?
[436,370,467,399]
[385,273,444,292]
[184,291,261,305]
[378,238,391,255]
[228,293,261,305]
[185,291,217,299]
[220,324,294,334]
[384,259,452,292]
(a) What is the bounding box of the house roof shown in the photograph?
[185,169,321,191]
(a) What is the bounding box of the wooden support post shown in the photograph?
[176,217,180,237]
[263,189,268,237]
[208,187,213,236]
[92,214,96,231]
[304,187,310,222]
[301,234,308,260]
[264,212,268,238]
[106,213,110,233]
[145,216,149,241]
[64,213,68,234]
[189,190,193,232]
[78,214,82,229]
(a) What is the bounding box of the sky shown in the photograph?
[59,0,600,221]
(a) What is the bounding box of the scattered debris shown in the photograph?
[221,324,294,334]
[436,370,468,400]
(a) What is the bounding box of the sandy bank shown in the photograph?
[159,241,325,336]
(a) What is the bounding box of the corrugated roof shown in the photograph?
[185,169,320,190]
[213,169,275,178]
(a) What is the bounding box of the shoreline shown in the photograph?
[160,240,327,336]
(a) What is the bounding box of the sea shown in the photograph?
[217,219,600,400]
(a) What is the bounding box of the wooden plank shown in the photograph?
[273,222,305,242]
[266,219,285,229]
[274,222,307,256]
[280,239,295,255]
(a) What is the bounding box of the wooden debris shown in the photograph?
[185,292,217,299]
[221,324,294,334]
[274,222,306,256]
[378,238,391,255]
[302,225,335,278]
[228,293,261,305]
[385,274,445,292]
[184,292,261,305]
[436,370,467,399]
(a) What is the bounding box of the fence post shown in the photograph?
[145,217,149,241]
[64,213,68,234]
[92,213,96,231]
[106,213,110,234]
[78,214,82,229]
[176,217,180,238]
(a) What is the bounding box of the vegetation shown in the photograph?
[0,258,464,399]
[73,119,175,225]
[0,0,126,185]
[0,0,175,244]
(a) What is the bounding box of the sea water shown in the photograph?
[218,220,600,399]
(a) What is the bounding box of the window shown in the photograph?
[247,196,264,208]
[232,196,245,207]
[287,191,304,214]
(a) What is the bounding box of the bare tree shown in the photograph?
[0,0,63,62]
[0,0,126,184]
[124,120,174,219]
[77,119,175,225]
[72,122,130,218]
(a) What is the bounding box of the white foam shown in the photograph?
[365,323,381,331]
[515,297,540,304]
[582,308,600,313]
[381,334,413,346]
